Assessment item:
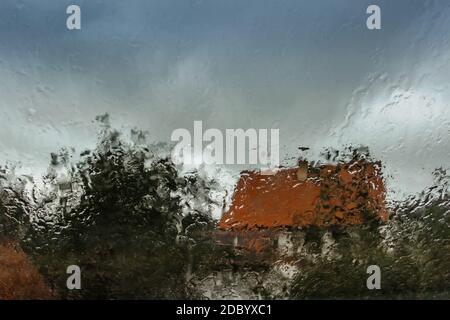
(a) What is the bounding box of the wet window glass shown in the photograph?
[0,0,448,300]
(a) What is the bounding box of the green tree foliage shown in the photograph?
[1,117,219,299]
[290,169,450,299]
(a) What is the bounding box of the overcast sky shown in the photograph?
[0,0,449,199]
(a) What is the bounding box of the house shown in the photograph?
[216,158,387,254]
[220,158,387,230]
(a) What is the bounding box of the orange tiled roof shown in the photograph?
[219,159,387,230]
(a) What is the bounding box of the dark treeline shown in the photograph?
[0,118,449,299]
